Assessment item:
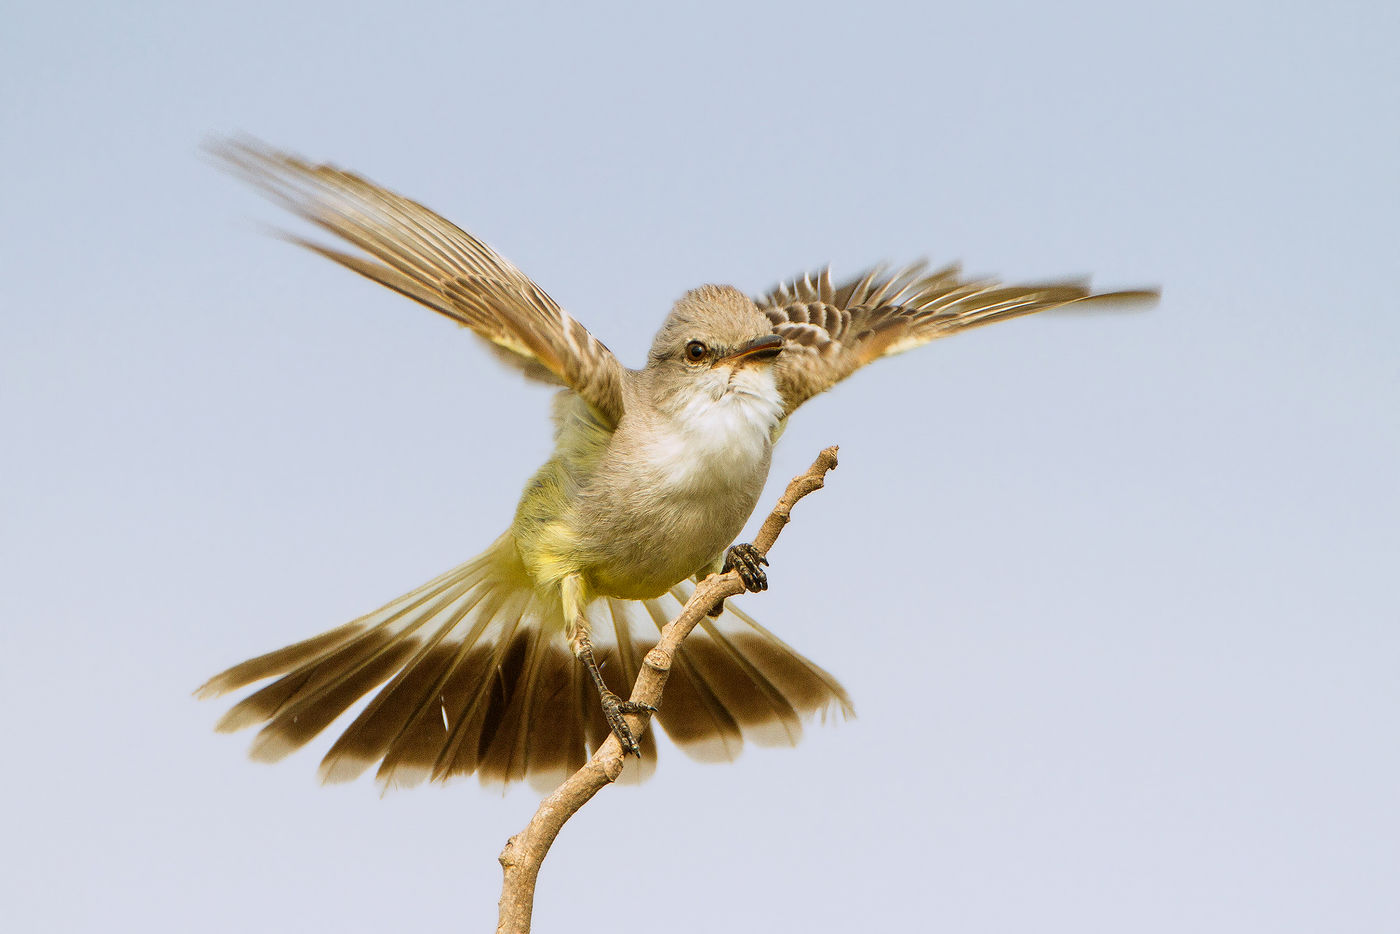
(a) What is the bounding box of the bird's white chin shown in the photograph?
[673,365,783,418]
[660,367,785,473]
[721,368,785,424]
[725,364,781,398]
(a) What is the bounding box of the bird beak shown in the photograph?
[721,334,784,365]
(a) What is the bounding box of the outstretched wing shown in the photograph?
[756,262,1158,415]
[212,138,627,427]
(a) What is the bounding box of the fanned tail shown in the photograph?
[651,582,853,760]
[199,537,852,789]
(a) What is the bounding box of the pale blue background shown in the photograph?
[3,2,1397,931]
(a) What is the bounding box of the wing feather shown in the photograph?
[211,138,626,426]
[757,261,1158,413]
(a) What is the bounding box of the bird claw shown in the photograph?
[723,542,769,593]
[600,690,655,757]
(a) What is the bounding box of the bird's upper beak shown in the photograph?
[721,334,784,365]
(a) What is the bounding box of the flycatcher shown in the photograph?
[200,140,1156,789]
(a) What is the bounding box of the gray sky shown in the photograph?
[3,1,1397,931]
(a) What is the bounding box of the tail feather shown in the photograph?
[456,587,534,784]
[196,554,495,701]
[638,595,745,762]
[715,597,855,722]
[602,599,659,785]
[246,631,420,763]
[692,619,804,748]
[195,621,363,702]
[418,582,544,784]
[233,563,490,762]
[319,577,506,784]
[375,627,507,786]
[201,536,852,788]
[665,582,853,748]
[512,621,591,790]
[665,585,803,749]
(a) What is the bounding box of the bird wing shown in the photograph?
[212,138,627,427]
[756,262,1158,415]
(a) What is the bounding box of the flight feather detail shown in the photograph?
[757,263,1158,414]
[211,139,627,427]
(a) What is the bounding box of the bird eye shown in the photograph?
[684,340,707,362]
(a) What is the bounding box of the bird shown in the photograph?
[199,138,1158,791]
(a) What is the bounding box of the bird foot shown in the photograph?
[723,542,769,592]
[600,690,655,757]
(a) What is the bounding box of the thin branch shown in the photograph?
[496,446,840,934]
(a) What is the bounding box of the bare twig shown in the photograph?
[495,446,840,934]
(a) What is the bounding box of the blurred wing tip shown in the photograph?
[1112,287,1162,302]
[204,134,315,170]
[201,134,285,179]
[1069,287,1162,311]
[199,133,250,165]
